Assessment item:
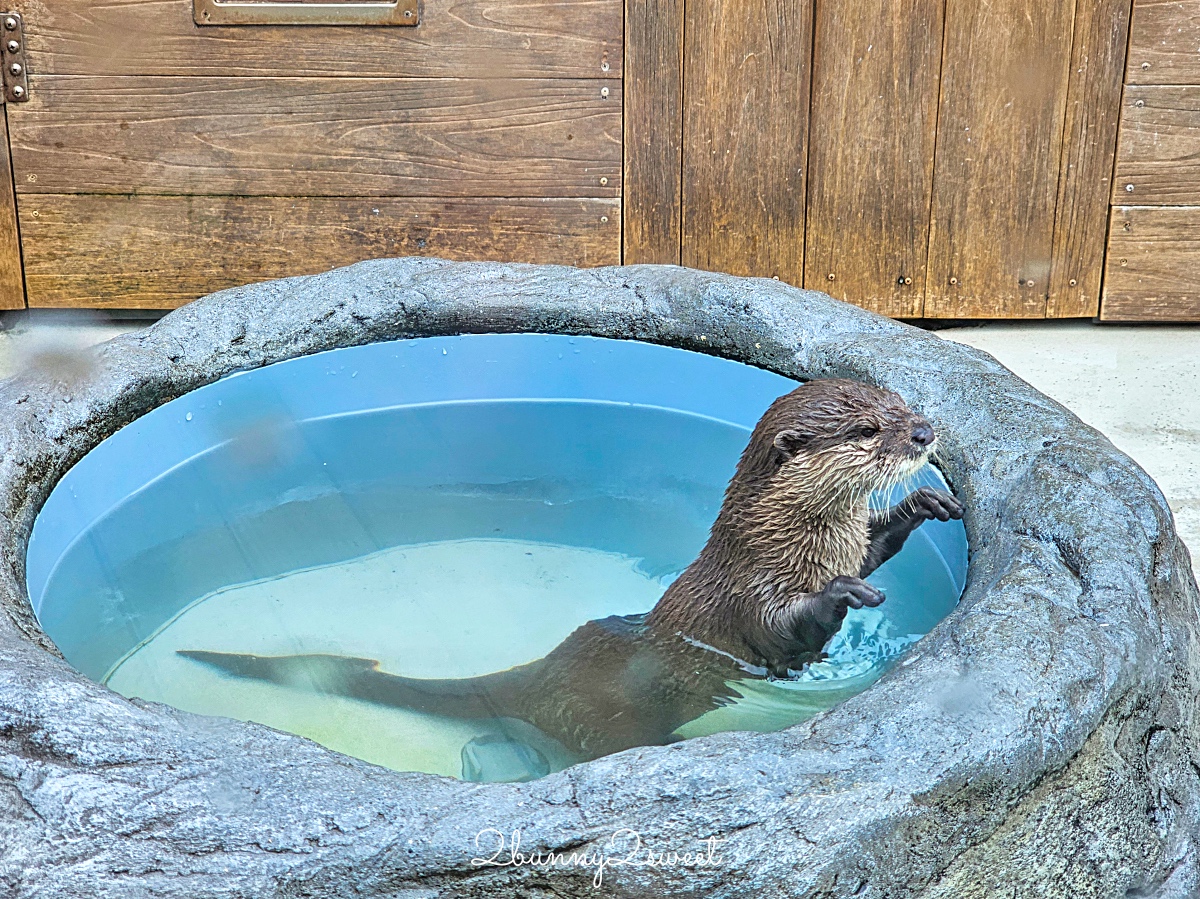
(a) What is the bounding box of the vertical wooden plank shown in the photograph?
[804,0,945,318]
[925,0,1078,318]
[0,109,24,310]
[1047,0,1134,317]
[681,0,812,283]
[623,0,685,265]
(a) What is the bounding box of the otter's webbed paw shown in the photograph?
[900,486,964,523]
[786,575,886,655]
[813,575,885,626]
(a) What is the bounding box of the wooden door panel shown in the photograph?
[1102,206,1200,321]
[25,0,622,79]
[20,195,621,308]
[622,0,684,265]
[1046,0,1133,317]
[0,111,23,309]
[681,0,812,284]
[925,0,1078,318]
[803,0,944,318]
[10,77,622,198]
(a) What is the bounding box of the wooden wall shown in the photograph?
[625,0,1134,319]
[1102,0,1200,320]
[7,0,623,308]
[4,0,1195,318]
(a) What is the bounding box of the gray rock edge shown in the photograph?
[0,259,1196,898]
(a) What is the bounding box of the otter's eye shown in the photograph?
[858,427,879,440]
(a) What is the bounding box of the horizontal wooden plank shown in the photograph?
[1126,0,1200,84]
[1113,86,1200,205]
[8,77,622,198]
[19,195,620,308]
[1101,206,1200,321]
[23,0,622,79]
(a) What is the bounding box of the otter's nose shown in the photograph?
[912,422,935,447]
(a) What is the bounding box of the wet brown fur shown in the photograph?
[646,378,934,670]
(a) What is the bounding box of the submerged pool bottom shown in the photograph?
[29,335,967,782]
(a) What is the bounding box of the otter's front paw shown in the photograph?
[812,575,885,630]
[902,486,964,523]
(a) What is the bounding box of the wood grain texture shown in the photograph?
[924,0,1078,318]
[622,0,684,265]
[1126,0,1200,84]
[1047,0,1134,317]
[1101,206,1200,321]
[0,112,24,310]
[1113,86,1200,205]
[19,195,620,308]
[8,76,622,198]
[21,0,622,79]
[803,0,944,318]
[681,0,812,283]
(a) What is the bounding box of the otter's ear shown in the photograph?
[772,429,810,465]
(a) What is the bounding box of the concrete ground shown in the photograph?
[940,323,1200,563]
[1,311,1197,564]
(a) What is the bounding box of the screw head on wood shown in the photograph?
[827,273,836,282]
[903,276,913,285]
[3,17,16,30]
[1125,184,1135,192]
[5,40,17,52]
[9,62,20,76]
[10,84,23,98]
[949,277,958,285]
[1069,279,1078,287]
[599,176,608,186]
[1134,99,1145,108]
[600,87,609,99]
[1141,62,1151,69]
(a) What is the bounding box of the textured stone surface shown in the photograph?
[1,259,1197,898]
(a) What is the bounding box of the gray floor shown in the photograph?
[2,312,1197,563]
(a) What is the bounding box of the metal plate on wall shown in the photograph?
[194,0,419,26]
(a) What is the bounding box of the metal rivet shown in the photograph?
[903,276,913,286]
[9,62,20,76]
[1125,184,1135,192]
[601,62,610,72]
[600,87,609,99]
[1068,279,1078,287]
[1141,61,1151,69]
[827,273,836,282]
[599,176,608,186]
[3,18,16,31]
[949,276,958,285]
[11,85,23,98]
[600,215,608,223]
[6,40,18,53]
[1134,99,1145,108]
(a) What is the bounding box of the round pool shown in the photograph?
[27,334,966,781]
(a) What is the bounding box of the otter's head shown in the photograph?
[736,379,937,509]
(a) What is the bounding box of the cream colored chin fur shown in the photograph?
[742,441,933,598]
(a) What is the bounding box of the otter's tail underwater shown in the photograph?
[176,650,542,720]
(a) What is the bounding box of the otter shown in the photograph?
[180,379,963,766]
